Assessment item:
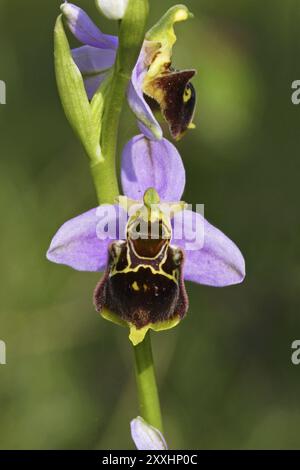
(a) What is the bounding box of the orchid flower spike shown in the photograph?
[131,417,168,450]
[47,136,245,345]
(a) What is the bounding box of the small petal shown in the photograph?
[121,135,185,201]
[131,417,168,450]
[71,45,116,100]
[61,2,118,49]
[72,45,116,75]
[172,210,246,287]
[84,74,108,101]
[127,43,163,141]
[96,0,129,20]
[47,205,126,272]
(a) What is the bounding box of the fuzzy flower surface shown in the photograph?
[60,2,196,141]
[47,136,245,344]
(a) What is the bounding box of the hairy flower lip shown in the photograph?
[143,68,197,141]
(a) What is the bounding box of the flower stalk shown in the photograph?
[133,332,163,432]
[97,0,149,204]
[89,0,163,432]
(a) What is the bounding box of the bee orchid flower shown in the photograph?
[47,136,245,345]
[60,2,196,141]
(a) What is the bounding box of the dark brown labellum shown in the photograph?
[94,239,188,329]
[144,69,196,141]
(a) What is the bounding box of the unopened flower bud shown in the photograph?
[95,0,129,20]
[130,416,168,450]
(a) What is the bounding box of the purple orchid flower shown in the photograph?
[60,2,196,141]
[47,135,245,344]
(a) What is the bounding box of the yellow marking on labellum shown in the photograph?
[128,237,169,262]
[111,260,178,284]
[121,265,177,284]
[110,254,179,285]
[132,281,140,292]
[183,86,192,103]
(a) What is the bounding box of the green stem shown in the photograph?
[96,69,129,204]
[133,331,163,432]
[90,159,119,205]
[88,0,162,434]
[91,0,149,206]
[90,73,124,205]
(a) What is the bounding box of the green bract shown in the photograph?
[54,15,109,165]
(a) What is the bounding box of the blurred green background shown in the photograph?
[0,0,300,450]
